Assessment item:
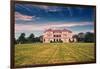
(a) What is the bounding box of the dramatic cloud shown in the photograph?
[15,4,95,38]
[15,12,33,21]
[73,30,94,34]
[15,24,41,32]
[32,5,62,12]
[33,5,49,10]
[67,7,73,16]
[15,22,93,33]
[47,22,93,28]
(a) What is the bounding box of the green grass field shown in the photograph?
[15,43,95,67]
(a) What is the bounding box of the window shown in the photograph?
[54,35,61,37]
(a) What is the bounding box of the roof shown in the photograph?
[62,29,72,33]
[44,29,72,33]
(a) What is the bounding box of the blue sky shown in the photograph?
[15,3,95,39]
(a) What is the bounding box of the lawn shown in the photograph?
[15,43,95,67]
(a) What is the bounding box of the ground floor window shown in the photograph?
[50,39,63,43]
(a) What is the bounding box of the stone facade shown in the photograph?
[43,29,75,43]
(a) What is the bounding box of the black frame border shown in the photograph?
[11,0,96,68]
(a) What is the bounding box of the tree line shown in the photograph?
[73,32,95,42]
[15,33,42,44]
[15,32,95,44]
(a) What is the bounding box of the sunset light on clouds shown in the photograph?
[15,3,95,39]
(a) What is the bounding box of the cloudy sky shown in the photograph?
[15,3,95,39]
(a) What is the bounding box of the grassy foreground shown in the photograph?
[15,43,95,67]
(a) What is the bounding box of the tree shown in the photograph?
[39,35,43,43]
[73,34,78,38]
[84,32,94,42]
[78,32,85,42]
[34,37,40,42]
[27,33,35,43]
[17,33,27,44]
[72,34,78,42]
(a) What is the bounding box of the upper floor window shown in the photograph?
[53,35,61,37]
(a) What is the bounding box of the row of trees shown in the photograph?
[15,33,42,44]
[15,32,95,44]
[73,32,95,42]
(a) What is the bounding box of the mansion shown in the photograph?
[43,29,76,43]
